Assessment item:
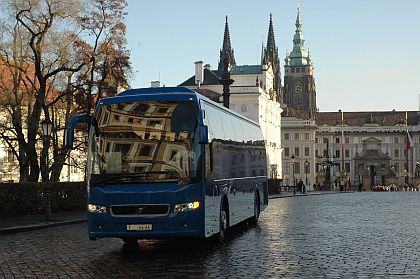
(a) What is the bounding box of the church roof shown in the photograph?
[230,65,263,75]
[315,111,420,127]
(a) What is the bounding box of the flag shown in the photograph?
[405,130,414,152]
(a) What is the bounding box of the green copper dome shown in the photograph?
[286,7,311,67]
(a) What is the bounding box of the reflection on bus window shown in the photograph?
[89,101,201,185]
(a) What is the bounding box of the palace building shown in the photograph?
[280,8,420,190]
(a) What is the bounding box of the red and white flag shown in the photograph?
[405,130,414,152]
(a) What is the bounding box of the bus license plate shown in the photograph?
[127,224,152,231]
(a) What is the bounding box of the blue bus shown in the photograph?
[65,87,268,243]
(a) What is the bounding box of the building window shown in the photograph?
[305,163,311,174]
[345,149,350,158]
[316,163,323,173]
[323,138,328,144]
[315,137,319,143]
[7,149,14,163]
[315,149,319,157]
[285,133,289,140]
[345,138,350,144]
[294,147,300,157]
[305,133,310,140]
[345,163,351,172]
[295,133,299,140]
[335,149,340,158]
[304,147,310,157]
[294,162,300,174]
[394,137,399,144]
[284,147,290,157]
[394,149,399,158]
[335,137,340,144]
[284,162,290,174]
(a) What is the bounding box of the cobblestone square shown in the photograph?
[1,193,420,278]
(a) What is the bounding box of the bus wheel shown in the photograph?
[253,191,260,224]
[219,203,228,242]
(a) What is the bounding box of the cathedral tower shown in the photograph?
[283,7,317,118]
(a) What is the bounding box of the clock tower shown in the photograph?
[283,7,317,118]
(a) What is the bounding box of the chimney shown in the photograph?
[204,64,211,70]
[194,61,204,87]
[151,81,160,88]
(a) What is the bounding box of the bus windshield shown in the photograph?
[88,100,201,186]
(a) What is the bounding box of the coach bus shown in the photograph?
[65,87,268,244]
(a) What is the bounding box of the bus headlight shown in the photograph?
[88,204,107,214]
[174,201,200,213]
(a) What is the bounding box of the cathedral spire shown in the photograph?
[262,13,282,96]
[266,13,276,55]
[218,16,236,72]
[287,5,309,66]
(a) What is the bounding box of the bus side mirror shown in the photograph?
[65,113,91,148]
[198,124,209,144]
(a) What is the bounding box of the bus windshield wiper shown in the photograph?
[90,171,190,186]
[91,173,149,186]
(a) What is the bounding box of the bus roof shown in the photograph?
[107,86,260,127]
[117,87,195,96]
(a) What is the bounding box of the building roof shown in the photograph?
[315,111,420,127]
[230,65,263,75]
[178,68,222,86]
[194,88,221,102]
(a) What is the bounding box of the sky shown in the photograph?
[125,0,420,112]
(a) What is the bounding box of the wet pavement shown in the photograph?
[1,192,420,278]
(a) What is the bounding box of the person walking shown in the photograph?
[358,182,362,192]
[297,179,304,193]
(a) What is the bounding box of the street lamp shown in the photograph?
[291,155,296,194]
[304,159,309,188]
[41,117,53,220]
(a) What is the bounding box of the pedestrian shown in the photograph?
[298,179,304,193]
[358,182,362,192]
[313,183,317,191]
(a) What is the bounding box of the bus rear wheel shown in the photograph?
[253,191,260,224]
[219,202,229,242]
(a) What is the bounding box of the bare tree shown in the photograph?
[0,0,131,182]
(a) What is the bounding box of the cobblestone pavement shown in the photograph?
[1,192,420,278]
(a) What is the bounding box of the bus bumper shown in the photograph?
[88,211,204,239]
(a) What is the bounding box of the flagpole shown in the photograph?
[405,111,410,186]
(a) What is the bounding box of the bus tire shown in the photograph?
[253,191,260,224]
[219,198,229,242]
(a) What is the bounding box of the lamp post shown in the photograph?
[321,140,335,191]
[41,117,53,220]
[291,155,296,194]
[304,159,309,187]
